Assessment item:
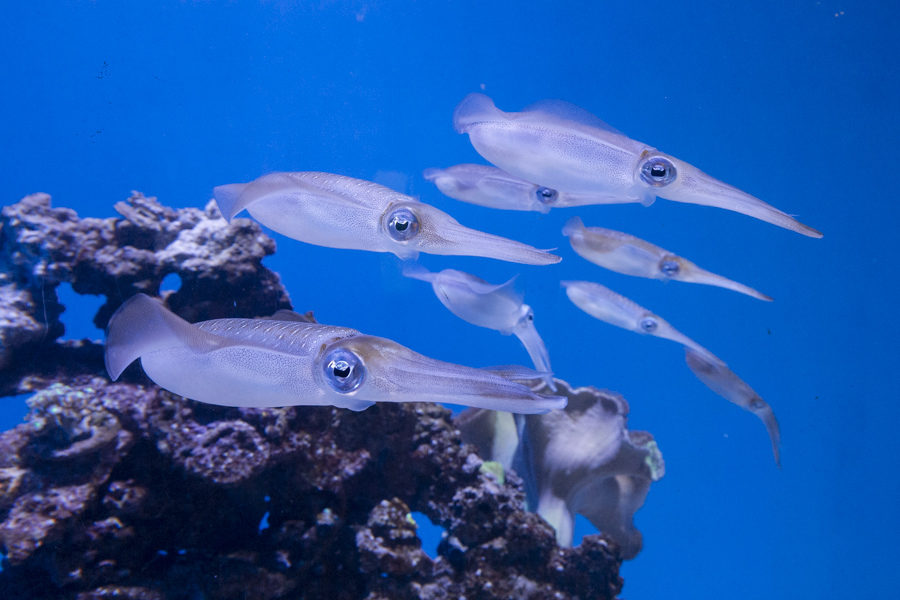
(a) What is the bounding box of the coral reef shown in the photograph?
[0,379,624,600]
[0,192,291,395]
[0,193,631,599]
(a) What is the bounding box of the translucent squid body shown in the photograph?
[213,171,561,265]
[452,93,822,238]
[403,266,555,390]
[684,348,782,467]
[455,380,665,558]
[562,217,772,301]
[423,164,619,213]
[562,281,781,465]
[104,294,566,414]
[561,280,713,357]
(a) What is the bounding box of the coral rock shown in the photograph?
[0,195,628,599]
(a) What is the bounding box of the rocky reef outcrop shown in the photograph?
[0,193,631,599]
[0,192,291,395]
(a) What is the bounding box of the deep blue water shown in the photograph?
[2,1,897,597]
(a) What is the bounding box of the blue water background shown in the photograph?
[2,1,896,597]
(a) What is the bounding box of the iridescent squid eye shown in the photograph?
[640,317,658,333]
[660,259,680,276]
[322,348,365,393]
[535,186,558,205]
[639,156,677,188]
[385,208,420,242]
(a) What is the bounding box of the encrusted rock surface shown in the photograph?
[0,193,627,599]
[0,192,291,395]
[0,379,623,600]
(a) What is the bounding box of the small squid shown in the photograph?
[403,265,555,390]
[213,171,561,265]
[105,294,566,414]
[562,217,772,301]
[684,348,782,467]
[423,164,629,213]
[561,280,713,357]
[453,93,822,238]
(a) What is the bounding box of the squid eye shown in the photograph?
[639,156,677,188]
[660,259,680,276]
[535,186,558,205]
[322,348,365,393]
[750,397,766,410]
[639,317,658,333]
[385,208,420,242]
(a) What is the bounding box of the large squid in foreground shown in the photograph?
[213,171,560,265]
[452,93,822,238]
[105,294,566,414]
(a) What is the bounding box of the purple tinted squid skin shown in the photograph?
[213,171,561,265]
[105,294,566,414]
[452,93,822,238]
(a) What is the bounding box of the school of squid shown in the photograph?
[106,93,820,551]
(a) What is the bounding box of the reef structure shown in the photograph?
[0,192,291,395]
[0,193,651,599]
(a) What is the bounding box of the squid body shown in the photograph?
[105,294,566,414]
[452,93,821,238]
[562,282,781,465]
[213,171,560,265]
[562,280,712,357]
[403,266,555,390]
[685,348,782,466]
[423,164,629,213]
[563,217,772,301]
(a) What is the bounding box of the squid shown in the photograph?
[452,93,822,238]
[561,280,713,357]
[562,281,781,465]
[684,348,782,467]
[562,217,772,301]
[104,294,566,414]
[403,265,555,390]
[455,381,665,558]
[423,164,625,213]
[213,171,560,265]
